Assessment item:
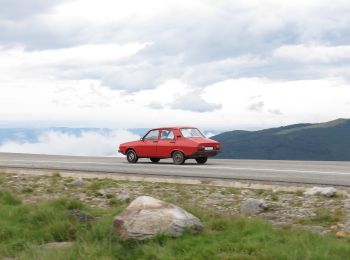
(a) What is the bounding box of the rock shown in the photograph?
[69,209,97,223]
[72,177,84,187]
[113,196,203,240]
[40,241,74,249]
[240,198,268,215]
[96,189,108,197]
[304,187,337,197]
[116,192,131,202]
[336,231,348,239]
[96,188,115,198]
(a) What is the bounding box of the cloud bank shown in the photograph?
[0,129,140,157]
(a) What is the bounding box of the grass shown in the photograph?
[0,190,350,259]
[271,194,279,201]
[298,208,343,227]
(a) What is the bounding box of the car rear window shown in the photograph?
[180,128,204,138]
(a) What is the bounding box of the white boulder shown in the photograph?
[240,198,268,215]
[113,196,203,240]
[304,187,337,197]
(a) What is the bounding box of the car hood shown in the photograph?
[119,140,140,147]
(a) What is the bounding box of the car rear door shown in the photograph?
[137,129,159,157]
[156,129,176,157]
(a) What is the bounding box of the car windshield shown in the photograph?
[180,128,204,138]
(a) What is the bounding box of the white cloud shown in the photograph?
[201,77,350,129]
[1,0,350,132]
[170,91,222,112]
[274,44,350,63]
[0,77,349,130]
[0,43,148,82]
[147,101,164,109]
[248,101,264,112]
[0,129,139,156]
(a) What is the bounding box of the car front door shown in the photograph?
[137,129,159,157]
[157,129,176,157]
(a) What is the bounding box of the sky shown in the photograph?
[1,0,350,156]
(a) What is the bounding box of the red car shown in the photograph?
[119,127,221,165]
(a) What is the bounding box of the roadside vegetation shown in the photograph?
[0,187,350,259]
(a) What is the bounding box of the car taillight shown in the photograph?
[197,146,205,151]
[215,145,220,150]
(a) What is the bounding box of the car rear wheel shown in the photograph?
[195,157,208,164]
[150,158,160,163]
[172,151,185,165]
[126,150,138,163]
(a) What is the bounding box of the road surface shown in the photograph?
[0,153,350,186]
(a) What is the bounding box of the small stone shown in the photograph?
[96,189,107,197]
[69,209,97,223]
[72,177,84,187]
[304,187,337,197]
[240,198,268,215]
[336,231,348,239]
[116,192,130,202]
[330,225,338,230]
[41,241,74,249]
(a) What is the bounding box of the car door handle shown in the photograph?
[153,140,158,143]
[170,141,176,143]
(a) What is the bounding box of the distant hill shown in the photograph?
[211,119,350,161]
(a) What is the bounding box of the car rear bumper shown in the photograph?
[188,150,220,158]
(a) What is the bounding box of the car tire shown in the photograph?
[150,158,160,163]
[195,157,208,164]
[172,151,185,165]
[126,150,138,163]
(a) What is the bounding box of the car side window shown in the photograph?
[144,130,159,140]
[160,129,175,140]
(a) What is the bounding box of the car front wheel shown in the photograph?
[195,157,207,164]
[150,158,160,163]
[172,151,185,165]
[126,150,138,163]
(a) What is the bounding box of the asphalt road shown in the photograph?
[0,153,350,186]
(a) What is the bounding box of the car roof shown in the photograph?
[152,126,197,130]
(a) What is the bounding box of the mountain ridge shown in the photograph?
[211,119,350,161]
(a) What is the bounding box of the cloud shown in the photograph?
[170,91,222,113]
[0,129,140,157]
[274,44,350,63]
[268,109,282,115]
[3,0,350,90]
[1,0,350,131]
[147,101,164,109]
[0,0,65,20]
[203,132,217,138]
[248,101,264,112]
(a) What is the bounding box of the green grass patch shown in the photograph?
[21,187,34,193]
[271,193,279,201]
[298,208,343,227]
[0,190,350,259]
[86,179,119,194]
[0,190,22,205]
